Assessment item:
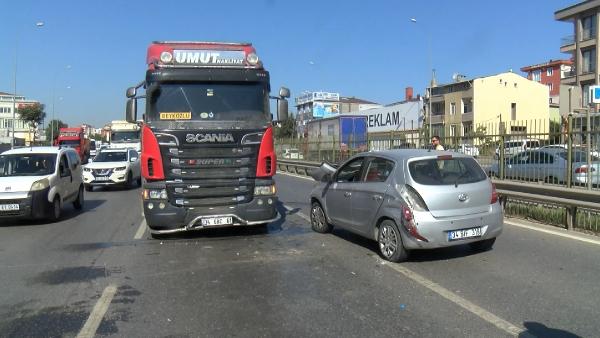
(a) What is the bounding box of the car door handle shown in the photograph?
[372,195,383,201]
[344,192,352,197]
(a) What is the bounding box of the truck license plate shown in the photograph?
[448,227,482,241]
[201,217,233,226]
[0,204,20,211]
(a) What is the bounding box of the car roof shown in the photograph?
[358,149,471,161]
[0,146,69,156]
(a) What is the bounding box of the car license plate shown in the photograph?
[448,227,482,241]
[0,204,20,211]
[94,176,111,181]
[200,217,233,226]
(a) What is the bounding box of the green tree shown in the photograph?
[46,119,67,145]
[274,117,296,139]
[18,103,46,146]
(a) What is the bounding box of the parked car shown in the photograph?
[309,150,503,262]
[495,139,540,159]
[489,149,600,185]
[454,144,480,157]
[83,148,141,191]
[541,144,600,158]
[0,146,84,221]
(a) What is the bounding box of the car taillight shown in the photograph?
[256,127,275,178]
[491,183,498,204]
[141,125,164,181]
[399,184,429,211]
[401,204,428,242]
[575,166,595,174]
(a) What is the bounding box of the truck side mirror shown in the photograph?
[126,87,136,98]
[278,99,289,121]
[279,87,290,98]
[126,98,137,123]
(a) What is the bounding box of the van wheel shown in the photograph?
[310,201,332,233]
[50,196,61,222]
[73,186,84,210]
[378,220,408,262]
[469,238,496,252]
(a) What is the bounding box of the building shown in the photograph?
[0,92,41,145]
[425,72,550,140]
[520,59,573,104]
[555,1,600,111]
[294,91,380,137]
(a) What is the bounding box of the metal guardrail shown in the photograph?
[277,159,600,231]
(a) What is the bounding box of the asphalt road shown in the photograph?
[0,175,598,337]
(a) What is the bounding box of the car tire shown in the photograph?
[85,184,93,192]
[378,220,408,263]
[136,176,142,187]
[469,237,496,252]
[150,232,168,240]
[73,185,84,210]
[126,172,133,189]
[49,196,61,222]
[310,201,332,233]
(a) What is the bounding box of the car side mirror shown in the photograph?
[126,87,136,98]
[130,157,138,162]
[126,98,137,123]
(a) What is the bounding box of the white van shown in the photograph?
[0,147,85,221]
[495,139,540,159]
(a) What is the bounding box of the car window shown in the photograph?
[67,151,80,169]
[558,151,600,162]
[0,154,57,176]
[335,157,365,183]
[95,151,128,162]
[364,157,394,183]
[59,155,70,177]
[526,141,539,148]
[409,157,487,185]
[129,150,138,159]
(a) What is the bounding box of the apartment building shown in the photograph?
[521,59,573,104]
[0,92,41,144]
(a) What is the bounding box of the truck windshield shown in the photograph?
[148,83,268,122]
[111,131,140,143]
[59,140,80,146]
[0,154,56,177]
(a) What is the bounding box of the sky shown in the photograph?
[0,0,578,128]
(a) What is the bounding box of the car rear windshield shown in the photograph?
[408,157,487,185]
[0,154,56,177]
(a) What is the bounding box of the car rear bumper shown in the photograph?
[398,204,504,250]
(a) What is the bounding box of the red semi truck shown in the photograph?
[125,41,290,237]
[55,127,90,163]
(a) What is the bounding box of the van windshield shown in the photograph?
[0,154,57,177]
[409,157,487,186]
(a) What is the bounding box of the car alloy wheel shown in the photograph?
[310,202,332,233]
[379,223,398,258]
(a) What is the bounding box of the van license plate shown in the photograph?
[0,204,20,211]
[448,227,482,241]
[201,217,233,226]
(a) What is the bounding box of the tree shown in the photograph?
[18,103,46,146]
[274,117,296,139]
[46,119,67,145]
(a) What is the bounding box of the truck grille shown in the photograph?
[157,131,261,208]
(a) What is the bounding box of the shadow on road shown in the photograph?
[0,199,106,227]
[519,322,582,338]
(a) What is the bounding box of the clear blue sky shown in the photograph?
[0,0,577,128]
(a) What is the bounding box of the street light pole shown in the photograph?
[50,65,71,145]
[410,18,434,139]
[11,21,44,149]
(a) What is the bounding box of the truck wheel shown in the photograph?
[73,186,84,210]
[49,196,61,222]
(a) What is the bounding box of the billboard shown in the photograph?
[346,100,423,133]
[313,102,340,118]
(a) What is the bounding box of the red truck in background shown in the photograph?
[54,127,91,163]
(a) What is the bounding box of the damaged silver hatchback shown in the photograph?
[309,150,503,262]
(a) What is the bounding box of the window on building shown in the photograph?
[532,70,541,82]
[583,83,592,106]
[450,102,456,115]
[511,103,517,121]
[461,98,472,114]
[547,68,553,76]
[462,122,473,136]
[547,83,553,92]
[582,14,597,40]
[432,102,445,115]
[582,48,596,73]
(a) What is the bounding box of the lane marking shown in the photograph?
[76,284,118,338]
[278,171,314,181]
[283,204,310,222]
[505,220,600,247]
[134,219,147,240]
[386,263,524,336]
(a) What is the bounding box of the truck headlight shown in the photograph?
[114,166,126,171]
[142,189,168,200]
[31,178,50,191]
[254,185,276,196]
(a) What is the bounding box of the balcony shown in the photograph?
[560,35,575,52]
[430,114,445,124]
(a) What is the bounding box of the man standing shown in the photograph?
[431,135,444,150]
